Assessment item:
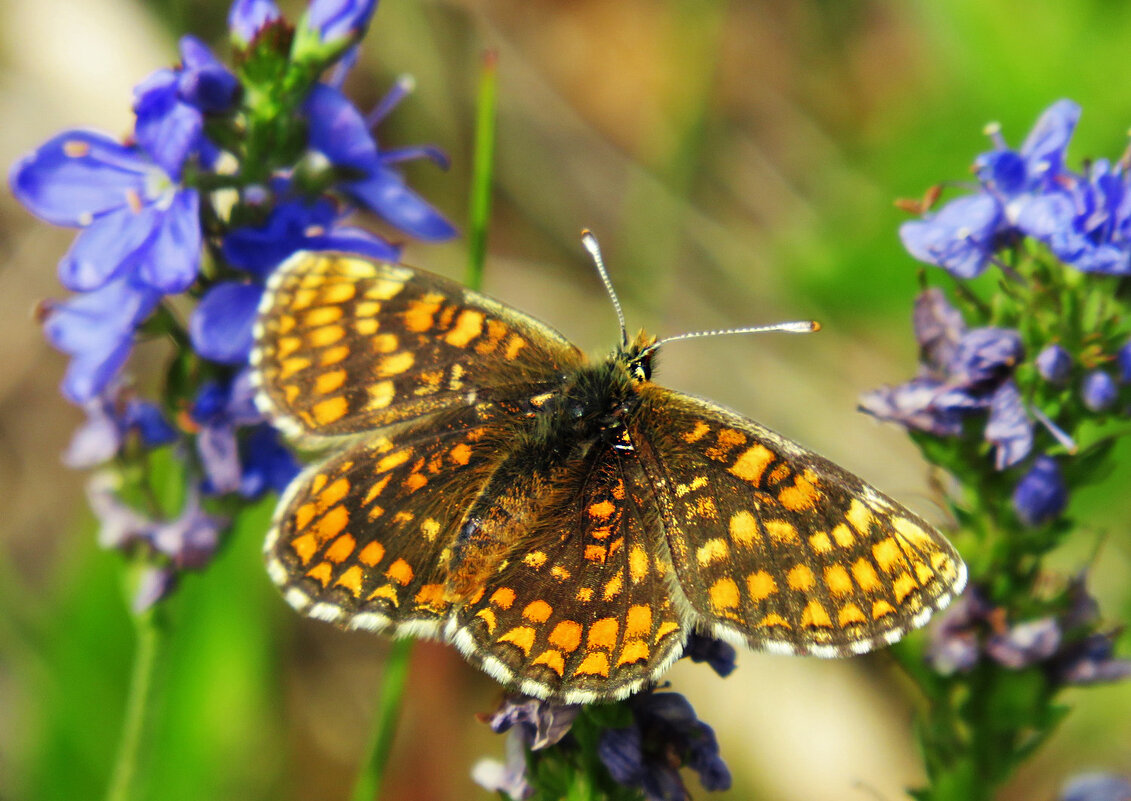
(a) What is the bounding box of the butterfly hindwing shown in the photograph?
[452,435,687,702]
[250,251,585,443]
[630,384,966,657]
[265,403,512,636]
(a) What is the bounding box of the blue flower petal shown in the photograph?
[899,194,1001,279]
[976,150,1027,195]
[304,83,379,170]
[345,169,458,241]
[306,0,378,43]
[133,69,203,179]
[190,282,263,364]
[1020,99,1081,180]
[57,203,159,291]
[136,189,202,292]
[1081,370,1118,412]
[61,339,134,405]
[9,130,148,225]
[305,226,401,262]
[177,36,239,112]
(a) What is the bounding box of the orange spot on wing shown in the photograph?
[385,558,414,586]
[872,599,896,619]
[312,396,349,425]
[779,474,820,511]
[809,531,833,553]
[443,309,484,347]
[311,505,349,542]
[728,443,774,484]
[336,566,363,596]
[893,572,918,603]
[853,558,882,593]
[549,620,583,652]
[602,571,623,600]
[654,621,681,642]
[709,578,740,611]
[449,443,472,465]
[625,605,652,638]
[523,600,553,623]
[801,600,833,628]
[787,563,815,592]
[358,540,385,566]
[616,639,650,666]
[588,500,615,520]
[873,538,905,573]
[838,603,867,626]
[290,533,319,565]
[403,473,427,492]
[315,369,347,395]
[498,625,536,656]
[532,649,565,676]
[587,618,619,650]
[306,561,333,586]
[682,421,710,443]
[747,570,777,602]
[490,587,516,609]
[476,607,497,633]
[757,613,791,629]
[584,545,607,563]
[824,564,854,596]
[573,651,610,677]
[325,534,356,563]
[729,510,759,546]
[367,584,399,606]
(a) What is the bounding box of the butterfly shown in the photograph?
[249,237,966,704]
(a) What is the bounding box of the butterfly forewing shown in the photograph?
[452,435,687,703]
[630,385,966,657]
[251,251,585,442]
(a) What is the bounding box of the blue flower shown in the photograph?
[10,130,202,294]
[1012,456,1068,527]
[228,0,282,46]
[190,282,265,365]
[901,100,1086,278]
[305,0,378,45]
[41,273,164,403]
[1082,370,1118,412]
[133,36,239,178]
[191,369,299,497]
[1036,344,1073,384]
[303,83,457,241]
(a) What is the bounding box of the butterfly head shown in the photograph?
[622,329,659,383]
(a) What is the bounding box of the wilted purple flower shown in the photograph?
[1061,773,1131,801]
[598,692,731,801]
[1050,632,1131,686]
[133,36,239,177]
[682,632,737,677]
[482,695,580,750]
[985,617,1061,668]
[471,730,532,800]
[303,83,456,241]
[1012,456,1067,527]
[86,472,227,609]
[1082,370,1118,412]
[1037,344,1073,384]
[984,380,1032,470]
[926,588,994,675]
[64,389,177,468]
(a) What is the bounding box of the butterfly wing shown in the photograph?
[629,384,966,657]
[264,402,511,637]
[251,251,585,443]
[451,433,687,703]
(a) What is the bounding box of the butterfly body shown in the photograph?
[251,251,966,703]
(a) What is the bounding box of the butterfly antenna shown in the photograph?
[645,320,821,357]
[581,230,629,348]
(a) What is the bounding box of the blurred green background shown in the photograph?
[3,1,1131,799]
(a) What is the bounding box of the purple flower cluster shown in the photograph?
[10,0,456,609]
[927,581,1131,687]
[860,288,1032,469]
[474,637,735,801]
[11,0,454,404]
[901,100,1131,278]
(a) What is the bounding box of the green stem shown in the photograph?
[466,49,499,293]
[350,638,414,801]
[106,606,167,801]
